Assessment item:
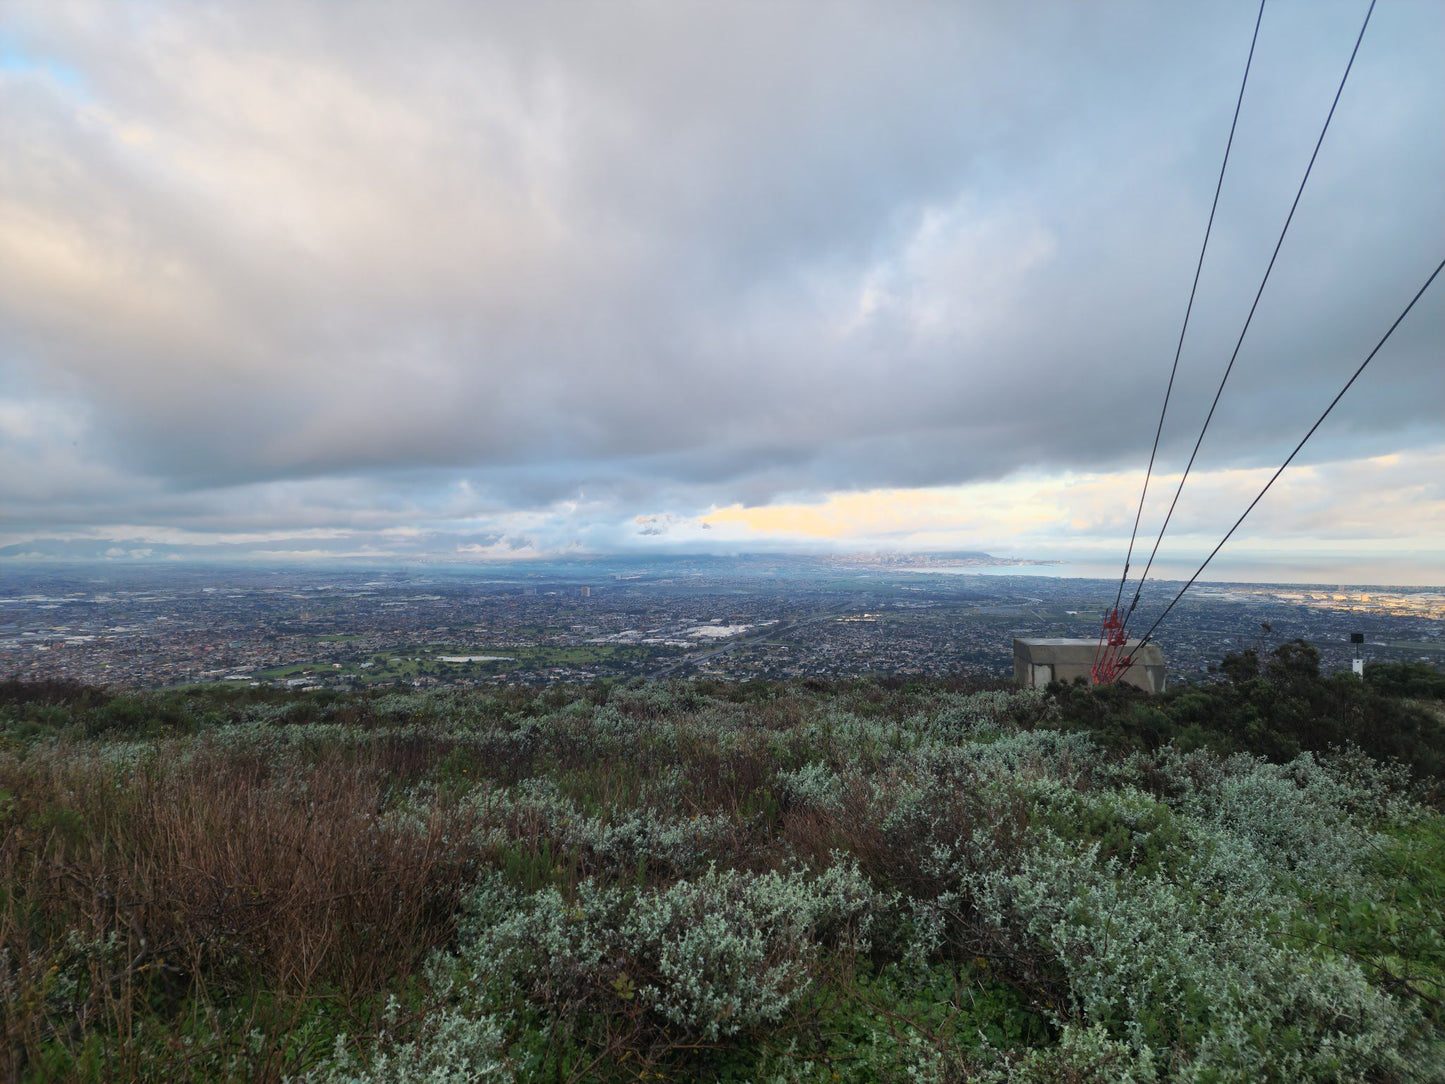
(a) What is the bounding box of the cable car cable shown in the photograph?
[1125,254,1445,657]
[1112,0,1267,616]
[1121,0,1377,621]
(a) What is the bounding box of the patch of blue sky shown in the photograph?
[0,30,87,93]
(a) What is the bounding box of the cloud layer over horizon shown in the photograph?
[2,1,1442,581]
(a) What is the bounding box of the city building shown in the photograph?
[1013,638,1166,693]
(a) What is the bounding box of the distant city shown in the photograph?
[3,555,1442,690]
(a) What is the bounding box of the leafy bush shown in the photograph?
[971,831,1419,1080]
[1050,641,1445,781]
[456,862,876,1043]
[3,670,1442,1082]
[1366,660,1445,700]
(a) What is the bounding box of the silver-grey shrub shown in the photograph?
[312,1004,514,1084]
[970,828,1424,1080]
[456,862,877,1042]
[470,778,736,878]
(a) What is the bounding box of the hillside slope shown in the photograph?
[2,656,1443,1081]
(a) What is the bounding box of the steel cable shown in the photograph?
[1112,0,1267,615]
[1126,255,1445,657]
[1121,0,1378,621]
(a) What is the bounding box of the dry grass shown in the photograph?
[0,739,482,1081]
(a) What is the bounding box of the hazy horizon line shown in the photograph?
[4,551,1442,593]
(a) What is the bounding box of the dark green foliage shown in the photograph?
[1287,815,1445,1029]
[1365,660,1445,700]
[1050,641,1445,784]
[790,962,1052,1083]
[0,679,113,711]
[1041,790,1182,875]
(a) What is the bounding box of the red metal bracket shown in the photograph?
[1091,608,1134,685]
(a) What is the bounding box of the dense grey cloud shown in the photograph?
[0,0,1441,567]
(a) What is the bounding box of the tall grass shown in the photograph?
[0,738,481,1081]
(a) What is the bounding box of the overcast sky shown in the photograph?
[2,0,1441,582]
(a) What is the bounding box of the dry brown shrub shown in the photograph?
[0,740,482,1077]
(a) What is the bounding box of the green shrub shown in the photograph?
[4,674,1442,1082]
[1365,661,1445,700]
[456,862,877,1043]
[1050,643,1445,782]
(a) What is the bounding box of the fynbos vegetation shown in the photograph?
[3,652,1443,1081]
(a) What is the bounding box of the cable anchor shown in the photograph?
[1091,608,1134,685]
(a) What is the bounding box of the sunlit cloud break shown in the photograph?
[0,0,1441,583]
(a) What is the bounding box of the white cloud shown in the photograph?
[0,0,1441,582]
